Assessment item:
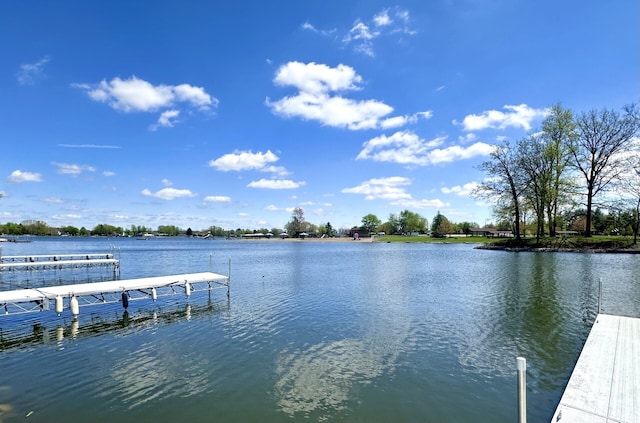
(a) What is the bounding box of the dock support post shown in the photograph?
[598,277,602,315]
[227,257,231,298]
[517,357,527,423]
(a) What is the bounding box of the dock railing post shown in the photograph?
[227,257,231,297]
[517,356,527,423]
[598,277,602,315]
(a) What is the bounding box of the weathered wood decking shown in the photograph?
[551,313,640,423]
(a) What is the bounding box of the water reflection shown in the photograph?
[273,245,412,420]
[0,299,222,352]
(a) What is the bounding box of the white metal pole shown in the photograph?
[227,257,231,297]
[517,356,527,423]
[598,277,602,315]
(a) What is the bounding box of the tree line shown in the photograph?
[475,104,640,243]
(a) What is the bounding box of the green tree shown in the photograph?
[398,210,427,234]
[324,222,334,237]
[158,225,180,236]
[540,104,576,236]
[457,221,478,236]
[286,207,306,236]
[430,212,452,238]
[62,225,80,236]
[92,223,119,236]
[361,214,381,234]
[386,213,400,234]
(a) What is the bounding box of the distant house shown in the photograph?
[348,228,371,238]
[469,227,513,237]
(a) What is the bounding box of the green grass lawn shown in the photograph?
[377,234,639,249]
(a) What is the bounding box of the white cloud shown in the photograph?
[344,22,378,56]
[173,84,214,110]
[150,109,180,130]
[301,21,336,36]
[267,62,394,130]
[52,162,96,176]
[44,197,64,204]
[426,142,495,164]
[373,9,392,27]
[265,204,283,211]
[51,214,82,221]
[391,198,448,209]
[141,187,197,200]
[342,8,415,56]
[103,171,115,177]
[204,195,231,203]
[357,131,445,165]
[16,56,49,85]
[247,179,305,189]
[441,182,479,196]
[458,133,477,143]
[342,176,447,209]
[311,208,330,216]
[273,61,363,95]
[7,170,43,183]
[455,104,549,131]
[73,75,217,129]
[380,110,432,129]
[162,179,173,187]
[209,150,284,173]
[357,130,492,166]
[342,176,412,200]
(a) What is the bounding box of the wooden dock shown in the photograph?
[0,271,230,316]
[551,313,640,423]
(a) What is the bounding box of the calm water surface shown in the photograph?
[0,237,638,423]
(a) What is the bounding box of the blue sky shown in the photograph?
[1,1,637,232]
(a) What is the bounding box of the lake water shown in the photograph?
[1,237,639,423]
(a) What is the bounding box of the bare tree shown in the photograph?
[476,141,525,240]
[518,135,549,241]
[571,107,639,236]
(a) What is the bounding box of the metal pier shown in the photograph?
[0,253,120,276]
[551,313,640,423]
[0,271,230,316]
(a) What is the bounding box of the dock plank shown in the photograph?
[0,272,228,303]
[551,314,640,423]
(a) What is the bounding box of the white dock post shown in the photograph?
[227,257,231,297]
[517,356,527,423]
[598,277,602,314]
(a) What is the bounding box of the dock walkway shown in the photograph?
[0,271,230,316]
[551,313,640,423]
[0,253,120,275]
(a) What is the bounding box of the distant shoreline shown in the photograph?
[231,236,377,243]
